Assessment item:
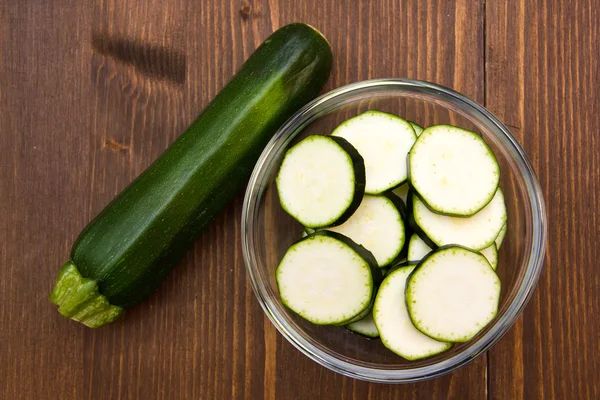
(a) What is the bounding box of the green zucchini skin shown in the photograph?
[406,189,438,250]
[62,23,332,310]
[325,136,366,227]
[381,191,409,264]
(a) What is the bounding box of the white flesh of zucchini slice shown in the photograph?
[406,247,501,342]
[407,233,433,262]
[495,223,507,249]
[276,135,363,228]
[409,125,500,216]
[327,195,405,267]
[276,234,373,325]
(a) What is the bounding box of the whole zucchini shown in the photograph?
[49,23,332,327]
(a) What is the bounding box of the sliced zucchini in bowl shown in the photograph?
[495,223,507,249]
[327,193,407,267]
[407,233,433,263]
[480,243,499,270]
[405,246,501,342]
[406,189,440,249]
[272,113,509,360]
[409,121,424,137]
[276,135,365,228]
[332,111,417,194]
[411,189,507,251]
[346,311,379,338]
[409,125,500,216]
[335,294,375,326]
[276,231,380,325]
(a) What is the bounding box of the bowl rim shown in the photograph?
[241,78,547,383]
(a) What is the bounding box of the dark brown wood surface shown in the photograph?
[0,1,598,399]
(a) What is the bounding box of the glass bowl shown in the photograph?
[241,79,547,383]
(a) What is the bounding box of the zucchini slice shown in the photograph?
[411,189,507,251]
[407,233,433,263]
[276,231,380,325]
[406,246,501,342]
[332,111,417,194]
[326,194,406,267]
[406,189,440,249]
[409,122,424,137]
[346,311,379,338]
[409,125,500,216]
[495,223,507,249]
[374,265,452,360]
[480,243,499,270]
[276,135,365,228]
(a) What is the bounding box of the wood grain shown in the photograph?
[0,0,597,399]
[485,0,600,399]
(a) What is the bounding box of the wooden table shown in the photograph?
[1,1,598,399]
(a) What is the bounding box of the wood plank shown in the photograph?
[485,1,600,399]
[0,3,94,399]
[1,0,486,398]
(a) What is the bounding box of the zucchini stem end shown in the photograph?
[49,261,123,328]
